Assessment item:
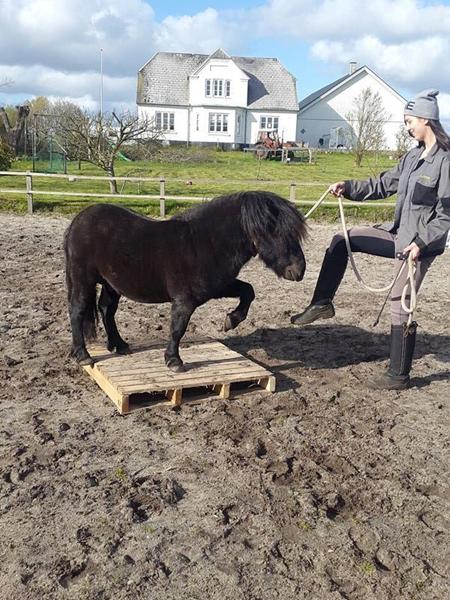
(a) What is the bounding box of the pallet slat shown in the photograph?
[82,340,275,414]
[107,361,263,383]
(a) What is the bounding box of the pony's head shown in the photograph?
[240,191,308,281]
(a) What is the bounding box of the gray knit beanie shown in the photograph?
[404,89,439,120]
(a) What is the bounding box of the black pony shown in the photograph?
[64,190,307,371]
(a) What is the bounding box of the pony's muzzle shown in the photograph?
[284,264,305,281]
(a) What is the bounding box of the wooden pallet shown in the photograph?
[83,339,275,414]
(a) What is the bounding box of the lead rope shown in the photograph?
[303,189,417,326]
[401,251,417,328]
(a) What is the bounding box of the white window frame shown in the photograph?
[259,115,279,131]
[208,112,229,133]
[155,111,175,132]
[205,79,231,98]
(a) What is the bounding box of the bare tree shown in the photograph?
[0,104,30,155]
[394,124,414,159]
[345,87,390,167]
[0,77,13,89]
[53,108,160,192]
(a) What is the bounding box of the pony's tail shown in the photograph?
[63,225,73,304]
[63,224,98,341]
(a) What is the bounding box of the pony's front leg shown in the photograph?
[221,279,255,332]
[165,297,196,372]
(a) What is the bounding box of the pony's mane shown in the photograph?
[239,191,308,245]
[172,193,240,222]
[173,191,308,245]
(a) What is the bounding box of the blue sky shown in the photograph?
[149,0,263,20]
[145,0,349,99]
[1,0,450,118]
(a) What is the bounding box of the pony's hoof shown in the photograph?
[224,314,240,332]
[166,359,185,373]
[78,356,95,367]
[116,344,131,355]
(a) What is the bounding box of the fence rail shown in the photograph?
[0,171,396,216]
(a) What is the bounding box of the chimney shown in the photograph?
[349,61,357,74]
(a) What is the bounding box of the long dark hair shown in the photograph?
[429,120,450,150]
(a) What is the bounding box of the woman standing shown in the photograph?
[291,90,450,390]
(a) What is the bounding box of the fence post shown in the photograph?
[289,182,296,202]
[159,178,165,218]
[26,172,33,214]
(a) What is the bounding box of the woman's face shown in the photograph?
[404,116,429,141]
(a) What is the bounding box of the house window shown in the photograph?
[196,113,199,131]
[236,114,241,135]
[209,113,229,133]
[213,79,222,96]
[205,79,231,98]
[260,116,279,131]
[155,111,175,131]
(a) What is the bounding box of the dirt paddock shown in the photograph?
[0,213,449,600]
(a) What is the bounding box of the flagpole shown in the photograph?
[100,48,104,117]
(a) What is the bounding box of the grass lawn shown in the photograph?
[0,148,398,221]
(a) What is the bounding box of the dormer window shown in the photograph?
[205,79,231,98]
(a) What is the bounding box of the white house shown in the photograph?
[298,64,407,150]
[136,49,298,147]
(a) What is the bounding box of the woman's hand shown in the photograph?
[328,181,346,197]
[402,242,421,261]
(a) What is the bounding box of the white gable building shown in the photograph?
[136,49,298,147]
[298,64,407,150]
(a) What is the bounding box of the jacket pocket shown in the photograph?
[411,181,437,207]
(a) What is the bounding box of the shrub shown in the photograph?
[0,138,13,170]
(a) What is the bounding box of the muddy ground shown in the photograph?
[0,213,449,600]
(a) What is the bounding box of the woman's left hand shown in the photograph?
[402,242,421,261]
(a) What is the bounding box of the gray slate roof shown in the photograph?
[137,51,298,110]
[299,74,349,111]
[299,65,406,111]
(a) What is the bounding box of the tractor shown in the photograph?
[253,130,296,160]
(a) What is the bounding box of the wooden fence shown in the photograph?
[0,171,395,216]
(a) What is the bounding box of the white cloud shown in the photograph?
[1,0,157,74]
[256,0,450,42]
[1,0,450,115]
[154,8,246,54]
[310,35,450,85]
[0,0,157,110]
[0,1,252,111]
[0,64,135,105]
[257,0,450,94]
[436,93,450,122]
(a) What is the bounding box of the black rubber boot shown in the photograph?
[291,249,348,325]
[367,322,417,390]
